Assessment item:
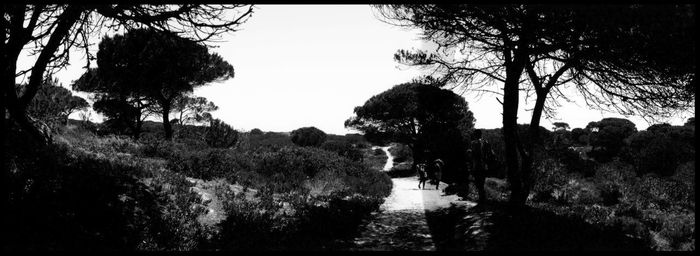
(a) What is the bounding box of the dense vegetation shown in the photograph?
[4,120,392,250]
[469,118,695,251]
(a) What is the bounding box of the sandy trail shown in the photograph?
[349,176,472,250]
[371,146,394,171]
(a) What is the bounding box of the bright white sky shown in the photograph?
[43,5,692,135]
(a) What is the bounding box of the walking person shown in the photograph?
[470,129,494,205]
[417,161,428,190]
[431,158,444,190]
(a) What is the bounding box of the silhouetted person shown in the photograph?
[431,158,444,190]
[417,161,428,190]
[470,129,494,205]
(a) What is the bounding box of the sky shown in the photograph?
[42,5,693,135]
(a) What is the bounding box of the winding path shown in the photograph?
[371,146,394,171]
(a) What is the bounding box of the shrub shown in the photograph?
[290,126,327,147]
[250,128,264,135]
[531,159,570,203]
[205,119,239,148]
[5,127,209,250]
[624,125,694,176]
[598,182,623,206]
[320,140,363,162]
[605,216,650,241]
[167,148,250,183]
[388,143,412,163]
[659,213,695,250]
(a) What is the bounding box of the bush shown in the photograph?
[5,127,208,250]
[531,159,570,203]
[167,148,247,183]
[659,213,695,250]
[205,119,239,148]
[388,143,412,163]
[320,140,363,162]
[290,126,327,147]
[623,124,694,176]
[598,182,623,206]
[605,216,650,241]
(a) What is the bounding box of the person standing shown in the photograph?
[470,129,494,205]
[431,158,444,190]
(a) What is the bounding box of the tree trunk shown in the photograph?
[133,118,143,141]
[408,143,419,172]
[502,69,523,209]
[161,103,172,140]
[503,47,530,209]
[514,90,547,206]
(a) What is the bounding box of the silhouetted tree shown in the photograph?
[75,29,235,140]
[2,4,254,144]
[345,82,475,180]
[377,4,694,208]
[570,128,589,146]
[290,127,327,147]
[586,118,637,162]
[73,68,156,139]
[22,77,89,128]
[552,122,570,131]
[684,117,695,127]
[172,95,218,126]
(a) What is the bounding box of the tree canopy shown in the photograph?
[345,82,475,182]
[552,122,570,131]
[346,82,475,147]
[585,117,637,162]
[172,95,218,126]
[2,4,254,143]
[73,28,235,140]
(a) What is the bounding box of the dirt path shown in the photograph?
[371,146,394,171]
[348,176,474,251]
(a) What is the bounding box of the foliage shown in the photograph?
[586,118,638,162]
[74,28,235,140]
[623,124,694,176]
[73,69,154,139]
[570,128,589,146]
[387,143,413,163]
[4,126,211,250]
[3,4,254,143]
[320,140,364,162]
[346,82,474,182]
[22,77,89,129]
[290,126,327,147]
[240,131,294,150]
[377,4,694,207]
[172,95,218,126]
[684,117,694,127]
[552,122,570,131]
[528,156,695,251]
[204,119,239,148]
[249,128,264,135]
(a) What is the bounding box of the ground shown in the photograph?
[344,176,474,250]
